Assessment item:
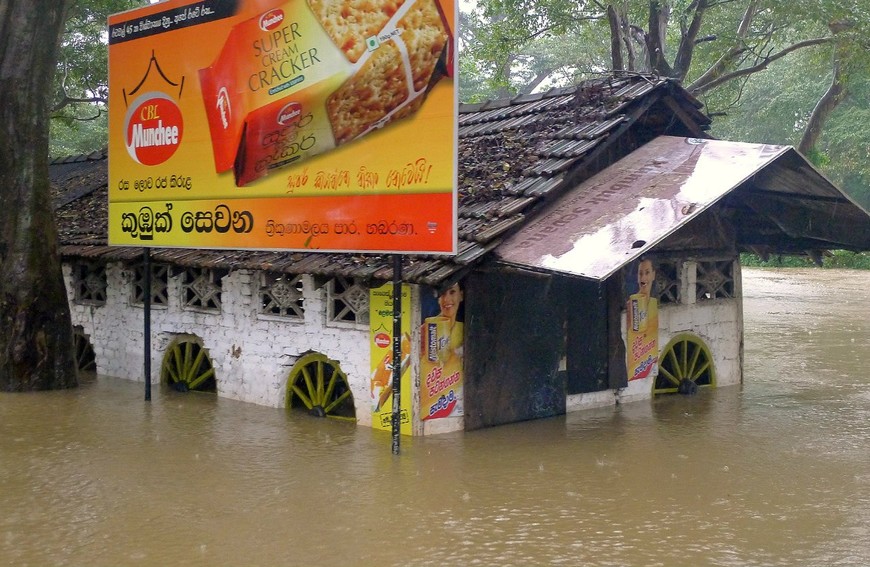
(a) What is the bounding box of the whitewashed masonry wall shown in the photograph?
[63,263,376,425]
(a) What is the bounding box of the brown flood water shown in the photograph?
[1,268,868,566]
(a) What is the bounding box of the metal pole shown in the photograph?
[391,254,403,455]
[143,248,152,402]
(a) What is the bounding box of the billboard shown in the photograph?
[108,0,457,253]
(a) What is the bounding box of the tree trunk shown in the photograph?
[0,0,77,391]
[799,26,850,157]
[607,4,624,71]
[671,0,708,81]
[647,0,674,76]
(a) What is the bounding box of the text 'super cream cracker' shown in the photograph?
[199,0,450,186]
[199,1,348,174]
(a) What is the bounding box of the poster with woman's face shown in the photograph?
[625,259,659,381]
[420,282,464,419]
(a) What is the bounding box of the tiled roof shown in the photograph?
[52,73,710,288]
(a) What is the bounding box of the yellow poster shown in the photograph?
[419,282,464,419]
[626,294,658,381]
[107,0,457,254]
[625,257,659,381]
[369,283,412,434]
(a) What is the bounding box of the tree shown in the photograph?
[0,0,78,391]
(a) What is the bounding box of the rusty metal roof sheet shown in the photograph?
[495,136,870,280]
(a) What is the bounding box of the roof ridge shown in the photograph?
[459,72,670,115]
[50,147,108,164]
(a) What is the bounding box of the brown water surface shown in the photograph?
[1,268,868,566]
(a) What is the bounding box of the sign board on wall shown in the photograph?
[420,282,463,419]
[369,283,412,434]
[108,0,457,254]
[624,259,658,382]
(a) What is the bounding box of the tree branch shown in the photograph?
[689,37,831,94]
[51,93,107,113]
[799,22,853,155]
[520,68,556,95]
[688,0,759,90]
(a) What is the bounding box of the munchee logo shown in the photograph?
[277,102,302,126]
[259,9,284,31]
[124,91,183,166]
[374,333,390,348]
[216,87,231,129]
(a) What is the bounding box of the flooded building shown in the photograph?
[52,73,870,434]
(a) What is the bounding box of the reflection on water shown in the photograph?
[1,268,868,566]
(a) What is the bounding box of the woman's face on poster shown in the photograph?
[438,283,463,320]
[637,260,655,297]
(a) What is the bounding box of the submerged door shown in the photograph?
[463,268,566,430]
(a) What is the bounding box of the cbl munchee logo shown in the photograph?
[259,9,284,31]
[124,91,183,166]
[277,101,302,126]
[216,86,231,129]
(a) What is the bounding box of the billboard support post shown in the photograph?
[143,248,152,402]
[391,254,403,455]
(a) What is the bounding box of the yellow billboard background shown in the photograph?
[108,0,456,253]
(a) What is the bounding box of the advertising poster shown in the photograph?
[419,282,463,419]
[625,258,658,381]
[369,283,411,434]
[107,0,457,254]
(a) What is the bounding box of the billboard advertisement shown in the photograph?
[625,258,658,381]
[108,0,457,253]
[419,282,463,419]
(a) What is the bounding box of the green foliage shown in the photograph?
[49,109,108,158]
[741,251,870,269]
[459,0,610,99]
[50,0,147,157]
[709,28,870,212]
[707,44,830,145]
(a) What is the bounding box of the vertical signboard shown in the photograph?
[625,258,658,381]
[419,282,463,419]
[108,0,457,253]
[370,283,412,434]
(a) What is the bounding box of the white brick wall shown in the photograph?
[65,262,372,421]
[67,258,742,429]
